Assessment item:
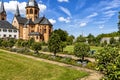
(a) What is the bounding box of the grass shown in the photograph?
[0,50,88,80]
[63,45,103,55]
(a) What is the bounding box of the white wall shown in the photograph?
[0,28,19,39]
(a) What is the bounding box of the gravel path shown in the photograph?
[0,49,103,80]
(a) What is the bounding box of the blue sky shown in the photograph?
[2,0,120,37]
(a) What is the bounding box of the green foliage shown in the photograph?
[27,38,35,47]
[76,35,86,43]
[110,37,116,44]
[16,39,24,47]
[67,35,75,45]
[53,29,68,42]
[74,43,90,61]
[95,47,120,80]
[87,34,95,45]
[60,42,66,52]
[1,40,8,48]
[31,42,41,54]
[48,33,61,56]
[0,38,3,46]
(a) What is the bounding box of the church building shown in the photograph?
[12,0,53,42]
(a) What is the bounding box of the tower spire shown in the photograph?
[0,0,6,14]
[15,3,20,17]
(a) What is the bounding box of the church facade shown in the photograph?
[12,0,53,42]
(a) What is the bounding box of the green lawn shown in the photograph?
[63,45,103,54]
[0,50,88,80]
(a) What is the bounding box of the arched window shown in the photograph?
[35,10,37,14]
[2,18,4,20]
[30,9,33,14]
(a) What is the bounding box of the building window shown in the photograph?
[30,9,33,14]
[31,30,34,32]
[3,34,6,37]
[8,29,12,32]
[2,18,4,20]
[3,29,7,32]
[9,35,12,38]
[35,9,37,14]
[49,29,51,34]
[14,30,17,33]
[36,36,38,39]
[14,35,16,38]
[44,29,46,33]
[31,26,33,28]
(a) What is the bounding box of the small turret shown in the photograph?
[0,0,6,20]
[15,4,20,17]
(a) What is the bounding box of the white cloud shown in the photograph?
[59,6,71,17]
[87,12,98,18]
[58,0,69,2]
[49,19,56,24]
[103,10,116,17]
[3,1,46,15]
[99,25,104,29]
[58,17,70,23]
[80,22,87,27]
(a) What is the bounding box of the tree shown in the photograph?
[87,34,95,45]
[95,47,120,79]
[74,43,90,62]
[48,33,61,56]
[110,37,116,44]
[31,42,41,54]
[53,29,68,42]
[76,35,86,43]
[67,35,75,45]
[60,42,66,52]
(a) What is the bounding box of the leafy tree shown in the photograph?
[95,47,120,80]
[54,29,68,42]
[31,42,41,54]
[60,42,66,52]
[74,43,90,62]
[67,35,75,45]
[48,33,61,56]
[87,34,95,45]
[110,37,116,44]
[76,35,86,43]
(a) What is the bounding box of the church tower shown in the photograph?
[15,4,20,17]
[0,0,6,20]
[26,0,39,21]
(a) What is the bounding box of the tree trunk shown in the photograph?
[82,55,84,62]
[54,51,56,57]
